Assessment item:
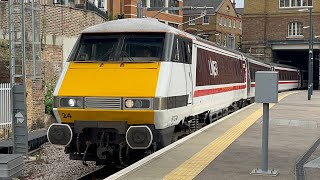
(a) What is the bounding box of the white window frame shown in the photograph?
[203,16,209,25]
[223,34,227,47]
[239,21,242,29]
[219,17,222,25]
[189,16,195,25]
[216,33,221,45]
[279,0,313,8]
[228,35,236,49]
[233,20,236,28]
[228,19,231,27]
[224,18,227,26]
[288,22,303,37]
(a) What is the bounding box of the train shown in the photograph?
[47,18,304,166]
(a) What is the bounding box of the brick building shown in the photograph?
[242,0,319,88]
[63,0,183,28]
[183,0,242,50]
[25,0,182,28]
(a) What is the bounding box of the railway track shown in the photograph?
[77,165,121,180]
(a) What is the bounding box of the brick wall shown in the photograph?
[243,15,315,44]
[245,0,320,15]
[43,5,106,36]
[26,78,45,130]
[242,16,266,44]
[42,45,63,81]
[0,2,106,37]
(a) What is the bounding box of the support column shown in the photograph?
[262,103,269,171]
[164,0,169,13]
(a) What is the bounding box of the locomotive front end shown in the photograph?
[47,26,172,165]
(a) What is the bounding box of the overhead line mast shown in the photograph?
[8,0,41,156]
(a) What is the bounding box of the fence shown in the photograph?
[0,83,12,129]
[85,0,108,20]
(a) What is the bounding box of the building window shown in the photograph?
[239,21,242,29]
[229,19,232,27]
[233,20,236,28]
[288,22,303,36]
[280,0,312,8]
[168,0,179,15]
[223,34,227,47]
[202,35,209,40]
[189,17,195,25]
[150,0,165,7]
[224,18,227,26]
[228,35,235,49]
[216,33,221,45]
[203,16,209,24]
[168,23,179,29]
[219,17,223,25]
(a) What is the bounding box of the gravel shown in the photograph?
[23,143,101,180]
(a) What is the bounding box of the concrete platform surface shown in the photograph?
[107,91,320,180]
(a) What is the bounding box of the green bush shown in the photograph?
[44,77,57,115]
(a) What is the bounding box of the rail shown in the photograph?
[77,165,119,180]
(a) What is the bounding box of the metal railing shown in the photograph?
[0,83,12,129]
[85,0,108,20]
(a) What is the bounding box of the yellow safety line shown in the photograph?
[163,91,299,180]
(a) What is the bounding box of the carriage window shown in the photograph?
[75,35,119,61]
[173,39,180,62]
[172,37,192,64]
[73,33,165,62]
[121,35,164,61]
[179,40,187,63]
[184,41,193,64]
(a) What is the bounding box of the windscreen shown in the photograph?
[73,33,165,62]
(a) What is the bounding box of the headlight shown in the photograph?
[123,98,152,109]
[59,97,84,108]
[125,99,134,108]
[68,99,76,107]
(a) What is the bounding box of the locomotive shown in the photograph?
[47,18,302,166]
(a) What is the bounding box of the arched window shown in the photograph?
[288,22,303,36]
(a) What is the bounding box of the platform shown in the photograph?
[107,91,320,180]
[0,129,47,154]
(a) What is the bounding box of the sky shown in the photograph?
[235,0,244,8]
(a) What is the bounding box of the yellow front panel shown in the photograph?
[58,62,160,97]
[58,109,154,124]
[57,62,160,124]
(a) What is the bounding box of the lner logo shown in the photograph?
[208,58,218,78]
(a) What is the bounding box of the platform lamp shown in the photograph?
[299,7,313,100]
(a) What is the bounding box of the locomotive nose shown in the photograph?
[47,123,73,146]
[126,126,153,149]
